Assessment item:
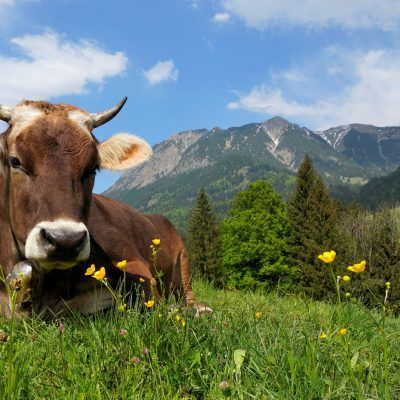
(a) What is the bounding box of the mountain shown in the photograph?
[106,117,400,231]
[320,123,400,172]
[358,166,400,210]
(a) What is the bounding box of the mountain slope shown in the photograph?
[320,123,400,171]
[358,167,400,210]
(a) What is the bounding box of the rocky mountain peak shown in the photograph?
[263,116,291,129]
[262,116,293,148]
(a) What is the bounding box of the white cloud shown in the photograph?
[0,31,128,105]
[222,0,400,30]
[213,12,231,23]
[142,60,179,86]
[228,49,400,129]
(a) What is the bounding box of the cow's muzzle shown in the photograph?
[25,220,90,270]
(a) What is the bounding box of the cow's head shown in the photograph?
[0,98,152,270]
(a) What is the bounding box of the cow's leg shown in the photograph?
[176,250,213,317]
[124,260,161,303]
[35,288,114,319]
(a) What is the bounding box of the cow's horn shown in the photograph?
[90,97,128,128]
[0,105,14,123]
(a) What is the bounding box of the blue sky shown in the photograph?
[0,0,399,192]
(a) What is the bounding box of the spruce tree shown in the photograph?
[187,189,223,287]
[288,155,339,298]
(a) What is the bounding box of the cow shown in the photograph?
[0,98,212,318]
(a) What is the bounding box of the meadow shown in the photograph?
[0,279,399,400]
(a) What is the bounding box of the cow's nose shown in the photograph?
[40,228,87,256]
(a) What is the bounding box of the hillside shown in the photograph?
[106,117,400,231]
[358,166,400,210]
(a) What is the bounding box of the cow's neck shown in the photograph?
[0,171,23,273]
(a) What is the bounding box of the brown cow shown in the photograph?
[0,98,211,318]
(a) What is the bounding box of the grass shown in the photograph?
[0,281,400,399]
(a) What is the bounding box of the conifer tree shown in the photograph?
[288,155,339,298]
[187,189,223,287]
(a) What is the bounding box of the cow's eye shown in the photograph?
[9,156,22,169]
[82,165,99,180]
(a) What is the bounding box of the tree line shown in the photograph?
[187,155,400,309]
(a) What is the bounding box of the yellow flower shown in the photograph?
[85,264,95,276]
[93,267,106,280]
[118,304,127,312]
[320,331,327,340]
[152,238,161,246]
[175,315,181,322]
[386,282,391,289]
[181,320,186,327]
[347,260,366,273]
[342,275,351,283]
[116,260,127,269]
[255,311,263,319]
[345,292,351,298]
[158,313,162,318]
[144,300,155,308]
[139,277,145,283]
[338,328,348,336]
[317,251,336,264]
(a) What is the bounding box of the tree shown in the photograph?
[221,180,292,289]
[187,189,223,287]
[287,155,339,298]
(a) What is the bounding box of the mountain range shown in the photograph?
[106,117,400,231]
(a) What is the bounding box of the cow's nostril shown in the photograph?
[41,229,87,254]
[40,228,55,247]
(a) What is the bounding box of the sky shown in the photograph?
[0,0,399,192]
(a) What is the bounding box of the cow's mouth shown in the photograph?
[25,219,90,270]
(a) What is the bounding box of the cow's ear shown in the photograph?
[98,133,153,171]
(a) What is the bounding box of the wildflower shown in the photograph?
[120,328,128,336]
[337,328,348,336]
[342,275,351,283]
[93,267,106,280]
[139,277,145,283]
[144,300,155,308]
[175,315,181,322]
[143,347,150,356]
[219,381,229,391]
[152,238,161,246]
[386,282,391,289]
[116,260,127,269]
[255,311,263,319]
[118,303,127,313]
[347,260,366,273]
[345,292,351,298]
[157,313,162,318]
[85,264,95,276]
[131,356,141,364]
[181,320,186,327]
[317,250,336,264]
[320,331,327,340]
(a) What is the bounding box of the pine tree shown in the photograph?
[187,189,223,287]
[288,155,339,298]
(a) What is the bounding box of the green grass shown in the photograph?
[1,282,400,399]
